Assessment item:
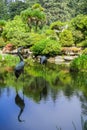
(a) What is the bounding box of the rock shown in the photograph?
[55,56,65,64]
[48,57,55,63]
[64,56,77,61]
[2,43,14,53]
[61,47,82,55]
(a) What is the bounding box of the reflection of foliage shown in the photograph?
[56,116,87,130]
[1,61,87,104]
[0,54,19,66]
[25,62,75,99]
[73,116,87,130]
[24,76,48,102]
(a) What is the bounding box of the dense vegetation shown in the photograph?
[0,0,87,22]
[0,0,87,71]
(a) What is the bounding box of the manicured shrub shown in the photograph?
[59,29,74,47]
[42,40,61,56]
[30,39,47,56]
[31,38,61,56]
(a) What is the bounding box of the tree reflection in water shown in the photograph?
[1,62,87,129]
[24,77,48,102]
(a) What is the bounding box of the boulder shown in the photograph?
[2,43,14,53]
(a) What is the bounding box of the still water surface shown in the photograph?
[0,62,87,130]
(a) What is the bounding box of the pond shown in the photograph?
[0,62,87,130]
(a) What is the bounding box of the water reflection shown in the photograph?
[15,86,25,122]
[24,76,48,102]
[0,63,87,130]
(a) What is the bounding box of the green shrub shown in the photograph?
[9,32,31,47]
[82,48,87,55]
[29,32,46,45]
[42,40,61,56]
[70,15,87,47]
[50,21,66,31]
[2,16,26,42]
[59,29,74,47]
[0,37,6,48]
[31,38,61,56]
[45,29,58,40]
[77,40,87,47]
[70,54,87,72]
[72,30,84,46]
[30,39,47,55]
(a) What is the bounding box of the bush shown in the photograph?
[72,30,84,46]
[29,32,46,45]
[2,16,26,42]
[8,32,31,47]
[50,21,66,31]
[42,40,61,56]
[30,39,47,56]
[0,37,6,48]
[77,40,87,47]
[82,48,87,55]
[59,29,74,47]
[31,38,61,56]
[70,54,87,72]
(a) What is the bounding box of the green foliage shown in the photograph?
[59,29,74,47]
[0,0,87,22]
[45,29,58,40]
[30,38,47,55]
[50,21,66,31]
[0,54,19,66]
[71,15,87,46]
[71,15,87,31]
[0,37,6,47]
[72,30,84,46]
[9,1,28,19]
[44,0,72,22]
[82,48,87,55]
[31,38,61,56]
[21,4,46,31]
[0,20,6,26]
[77,40,87,47]
[0,20,6,36]
[32,3,44,11]
[2,16,29,47]
[43,39,61,56]
[29,32,46,45]
[0,0,9,20]
[9,32,31,47]
[70,54,87,72]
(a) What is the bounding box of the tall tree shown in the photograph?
[21,3,46,31]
